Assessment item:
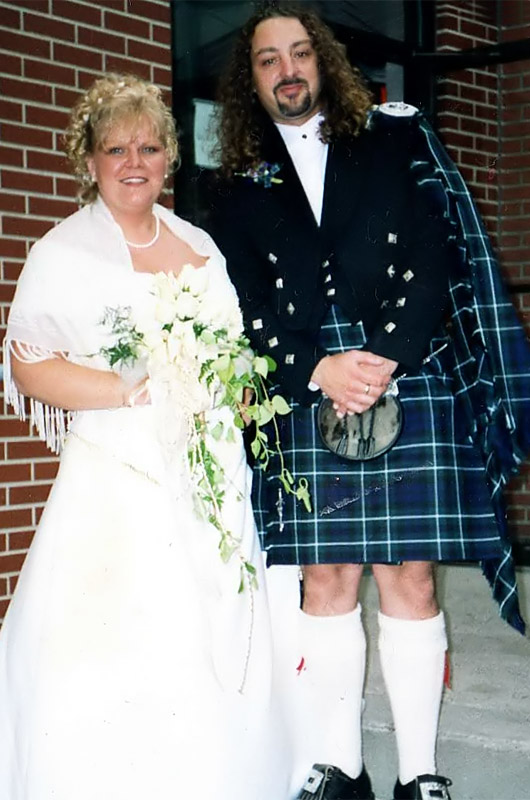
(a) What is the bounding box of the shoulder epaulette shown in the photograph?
[378,101,418,118]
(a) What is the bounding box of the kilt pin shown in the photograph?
[209,104,530,632]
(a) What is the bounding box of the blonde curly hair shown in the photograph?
[64,73,179,205]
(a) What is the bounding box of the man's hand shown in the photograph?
[241,386,254,426]
[311,350,398,416]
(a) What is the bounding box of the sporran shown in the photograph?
[317,381,403,461]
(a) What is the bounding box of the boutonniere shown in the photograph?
[236,161,283,188]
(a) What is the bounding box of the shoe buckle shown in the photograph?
[301,767,326,795]
[419,780,451,800]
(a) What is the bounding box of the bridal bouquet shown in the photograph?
[99,266,310,589]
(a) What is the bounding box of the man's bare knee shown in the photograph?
[301,563,363,616]
[373,562,439,619]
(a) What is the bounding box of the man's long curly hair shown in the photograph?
[215,2,373,176]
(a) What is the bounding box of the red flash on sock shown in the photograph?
[443,650,452,689]
[296,656,306,675]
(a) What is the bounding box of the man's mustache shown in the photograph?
[274,78,309,94]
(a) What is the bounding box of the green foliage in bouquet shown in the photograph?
[97,268,311,595]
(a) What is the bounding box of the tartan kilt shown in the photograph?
[253,305,504,566]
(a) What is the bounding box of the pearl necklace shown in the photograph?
[124,215,160,249]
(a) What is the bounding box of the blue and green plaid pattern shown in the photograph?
[419,118,530,633]
[255,305,502,567]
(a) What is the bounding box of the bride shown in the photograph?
[0,73,290,799]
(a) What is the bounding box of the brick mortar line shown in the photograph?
[436,66,499,76]
[2,523,40,529]
[437,93,500,103]
[48,49,171,68]
[3,480,57,488]
[0,184,75,192]
[1,213,70,222]
[436,78,499,87]
[0,0,170,17]
[437,102,500,112]
[1,161,74,173]
[0,196,75,207]
[50,38,170,58]
[437,115,504,125]
[0,26,171,60]
[0,27,170,48]
[2,122,70,134]
[437,32,497,42]
[0,458,58,465]
[439,133,530,142]
[0,184,77,195]
[430,133,500,145]
[0,78,170,100]
[437,7,498,21]
[0,149,70,161]
[501,23,530,32]
[0,90,171,113]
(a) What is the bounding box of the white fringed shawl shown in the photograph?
[3,196,226,454]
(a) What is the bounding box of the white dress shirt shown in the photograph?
[276,112,328,226]
[276,113,328,391]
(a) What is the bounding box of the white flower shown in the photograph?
[180,263,209,296]
[167,320,198,363]
[174,291,200,320]
[197,284,241,332]
[148,341,170,372]
[153,270,178,299]
[155,298,178,325]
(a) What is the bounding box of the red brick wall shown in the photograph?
[436,1,499,240]
[497,0,530,543]
[0,0,172,622]
[498,0,530,288]
[435,1,530,545]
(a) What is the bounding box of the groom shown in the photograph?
[206,3,529,799]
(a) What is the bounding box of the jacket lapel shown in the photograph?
[320,132,374,251]
[257,115,374,254]
[260,116,320,235]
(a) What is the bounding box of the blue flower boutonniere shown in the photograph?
[236,161,283,188]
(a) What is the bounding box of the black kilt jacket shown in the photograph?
[209,107,454,405]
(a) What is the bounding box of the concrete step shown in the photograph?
[358,565,530,800]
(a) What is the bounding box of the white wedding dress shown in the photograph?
[0,202,291,800]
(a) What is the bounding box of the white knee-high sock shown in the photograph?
[378,611,447,785]
[292,605,367,788]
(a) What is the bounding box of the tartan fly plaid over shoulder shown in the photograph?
[414,117,530,633]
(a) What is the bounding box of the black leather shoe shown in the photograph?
[393,774,452,800]
[297,763,375,800]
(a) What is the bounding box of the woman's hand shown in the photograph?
[311,350,398,417]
